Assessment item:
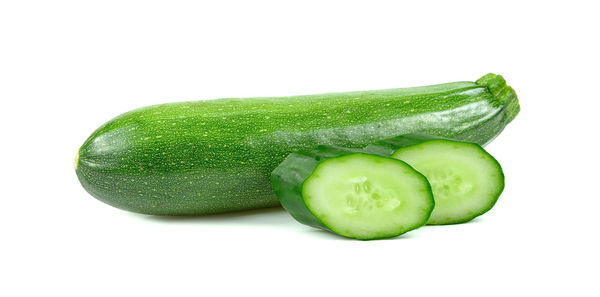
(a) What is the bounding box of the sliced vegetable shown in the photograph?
[366,135,504,224]
[270,146,434,240]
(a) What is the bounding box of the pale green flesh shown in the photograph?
[391,140,504,225]
[302,154,433,239]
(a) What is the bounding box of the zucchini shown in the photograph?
[366,134,504,224]
[270,146,434,240]
[76,73,519,215]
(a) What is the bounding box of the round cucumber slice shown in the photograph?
[390,140,504,225]
[301,153,434,240]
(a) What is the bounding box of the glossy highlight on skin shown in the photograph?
[75,73,519,215]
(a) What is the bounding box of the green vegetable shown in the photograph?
[366,134,505,224]
[270,146,434,240]
[76,73,518,215]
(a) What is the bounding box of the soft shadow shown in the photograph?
[424,217,483,228]
[134,206,295,227]
[303,228,418,241]
[462,217,483,224]
[129,207,430,240]
[303,229,356,241]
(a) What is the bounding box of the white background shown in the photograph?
[1,1,599,296]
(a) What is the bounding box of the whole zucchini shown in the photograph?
[76,73,519,215]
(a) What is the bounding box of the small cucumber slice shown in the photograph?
[368,135,504,225]
[271,146,434,240]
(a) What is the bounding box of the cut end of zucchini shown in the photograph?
[74,149,80,171]
[391,140,504,225]
[302,153,434,240]
[476,73,520,124]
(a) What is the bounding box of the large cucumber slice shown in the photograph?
[271,146,434,240]
[367,135,504,225]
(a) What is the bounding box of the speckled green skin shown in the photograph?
[270,146,434,240]
[76,73,519,215]
[365,134,450,156]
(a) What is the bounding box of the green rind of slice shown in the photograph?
[390,139,504,225]
[271,146,434,240]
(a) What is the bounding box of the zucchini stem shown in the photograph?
[476,73,520,123]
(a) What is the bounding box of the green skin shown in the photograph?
[365,134,505,224]
[76,73,519,215]
[270,146,434,240]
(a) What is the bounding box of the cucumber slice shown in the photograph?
[271,146,434,240]
[368,135,504,225]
